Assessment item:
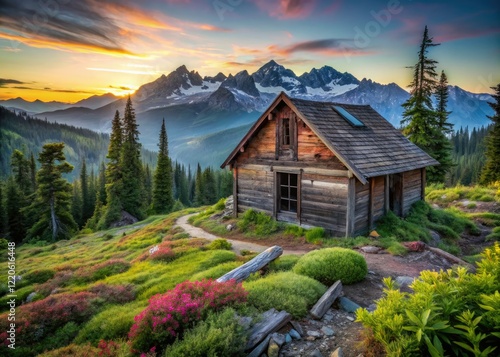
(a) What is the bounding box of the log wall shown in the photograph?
[402,168,422,215]
[237,167,274,215]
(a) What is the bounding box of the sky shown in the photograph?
[0,0,499,102]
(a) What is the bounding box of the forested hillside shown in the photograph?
[0,107,156,180]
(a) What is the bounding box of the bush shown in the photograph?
[172,232,190,240]
[244,272,326,318]
[305,227,325,243]
[268,255,300,272]
[207,238,232,250]
[74,259,131,283]
[357,242,500,356]
[190,261,242,281]
[128,279,247,354]
[23,269,56,285]
[149,244,176,262]
[214,198,226,211]
[284,225,306,237]
[293,248,367,285]
[88,284,136,304]
[164,308,247,357]
[237,209,280,236]
[38,343,101,357]
[486,226,500,241]
[36,270,73,296]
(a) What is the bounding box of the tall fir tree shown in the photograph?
[80,158,92,225]
[101,110,123,227]
[26,143,77,241]
[11,149,32,197]
[401,26,450,183]
[144,164,153,209]
[97,162,106,206]
[152,119,173,214]
[0,182,6,237]
[194,163,204,206]
[480,83,500,184]
[71,180,83,227]
[120,96,145,219]
[5,177,26,243]
[429,70,454,182]
[29,152,37,192]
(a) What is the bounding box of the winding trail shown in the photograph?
[175,213,308,256]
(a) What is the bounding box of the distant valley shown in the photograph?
[0,60,493,169]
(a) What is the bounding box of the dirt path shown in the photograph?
[175,213,309,256]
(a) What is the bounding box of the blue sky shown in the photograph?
[0,0,498,101]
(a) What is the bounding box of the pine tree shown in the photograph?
[11,150,32,196]
[5,177,25,243]
[120,97,145,219]
[194,163,204,206]
[80,158,92,225]
[480,83,500,184]
[71,180,83,227]
[428,70,454,182]
[97,162,106,206]
[152,119,173,214]
[144,164,153,209]
[0,182,7,237]
[102,110,123,226]
[29,152,36,192]
[26,143,77,241]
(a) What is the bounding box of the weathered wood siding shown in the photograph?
[237,167,273,215]
[301,174,348,236]
[354,175,387,234]
[297,122,340,166]
[371,176,386,223]
[354,180,369,234]
[402,168,422,215]
[237,119,276,162]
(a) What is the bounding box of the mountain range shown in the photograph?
[0,60,493,168]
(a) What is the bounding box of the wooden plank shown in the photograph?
[421,168,426,200]
[237,164,272,172]
[369,177,375,230]
[346,177,356,237]
[400,172,405,216]
[238,204,272,215]
[233,167,238,218]
[310,281,343,320]
[298,170,302,224]
[245,309,292,351]
[217,246,283,283]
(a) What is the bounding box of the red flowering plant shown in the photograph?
[148,244,176,262]
[88,284,136,304]
[128,279,247,354]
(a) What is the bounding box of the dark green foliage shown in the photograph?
[164,308,247,357]
[23,269,55,285]
[152,119,173,214]
[120,97,145,219]
[71,181,83,227]
[6,177,26,243]
[305,227,326,243]
[243,272,327,318]
[0,183,6,237]
[237,209,280,236]
[25,142,77,241]
[481,83,500,184]
[143,164,153,208]
[293,248,368,285]
[207,238,232,250]
[401,26,452,184]
[268,255,300,272]
[11,149,33,196]
[80,158,93,225]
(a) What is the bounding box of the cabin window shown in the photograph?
[282,118,291,146]
[279,172,298,212]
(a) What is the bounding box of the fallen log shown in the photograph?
[310,280,343,320]
[216,245,283,283]
[245,309,291,351]
[427,246,476,272]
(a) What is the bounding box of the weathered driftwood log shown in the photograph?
[216,245,283,283]
[427,246,476,272]
[245,309,292,351]
[310,280,343,320]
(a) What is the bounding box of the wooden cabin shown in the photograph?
[221,92,438,237]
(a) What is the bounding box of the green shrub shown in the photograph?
[190,261,242,281]
[164,308,247,357]
[173,232,190,240]
[243,272,326,318]
[23,269,55,285]
[285,225,306,237]
[214,198,226,211]
[466,202,477,209]
[486,226,500,241]
[207,238,232,251]
[305,227,325,243]
[293,248,367,285]
[268,255,300,272]
[0,238,8,250]
[237,209,280,236]
[357,242,500,357]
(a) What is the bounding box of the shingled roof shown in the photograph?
[222,92,439,184]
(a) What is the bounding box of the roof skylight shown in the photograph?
[332,105,365,127]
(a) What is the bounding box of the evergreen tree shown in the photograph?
[480,83,500,184]
[5,177,25,243]
[152,119,173,214]
[97,162,106,206]
[102,110,123,227]
[71,180,83,227]
[428,70,454,182]
[120,97,145,219]
[178,164,190,206]
[144,164,153,209]
[0,182,7,237]
[80,158,92,225]
[29,152,36,192]
[26,143,77,241]
[203,167,217,204]
[11,150,32,196]
[194,163,204,206]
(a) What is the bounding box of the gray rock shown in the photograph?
[395,276,415,287]
[339,297,361,313]
[429,230,441,246]
[285,333,292,343]
[360,245,381,254]
[271,333,286,347]
[247,335,271,357]
[267,339,280,357]
[25,292,37,303]
[289,329,301,340]
[367,303,377,312]
[238,316,252,329]
[290,321,304,336]
[309,349,324,357]
[321,326,335,336]
[307,330,321,337]
[330,347,344,357]
[226,224,234,231]
[346,316,355,322]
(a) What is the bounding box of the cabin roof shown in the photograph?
[221,92,439,184]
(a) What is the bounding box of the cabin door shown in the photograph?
[389,173,402,216]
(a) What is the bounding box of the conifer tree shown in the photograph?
[29,152,36,192]
[144,164,153,208]
[0,182,7,237]
[120,96,144,219]
[11,150,32,196]
[26,143,77,241]
[80,158,92,224]
[71,180,83,227]
[97,162,106,206]
[194,163,204,206]
[5,177,25,243]
[480,83,500,184]
[102,110,123,226]
[152,119,173,213]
